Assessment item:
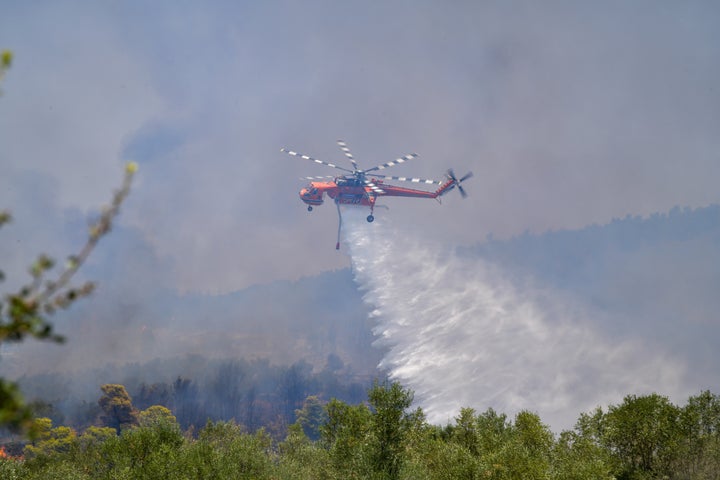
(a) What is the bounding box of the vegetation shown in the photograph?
[0,381,718,479]
[0,49,11,94]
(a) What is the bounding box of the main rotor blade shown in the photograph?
[337,140,360,172]
[365,153,419,173]
[302,176,336,180]
[372,174,443,185]
[363,179,385,194]
[459,171,474,183]
[281,148,354,173]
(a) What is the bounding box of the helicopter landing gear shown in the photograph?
[307,206,313,212]
[366,215,374,223]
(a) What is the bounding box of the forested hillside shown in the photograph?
[466,204,720,378]
[466,204,720,313]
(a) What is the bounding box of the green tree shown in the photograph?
[452,407,480,455]
[23,417,77,458]
[552,429,613,480]
[138,405,177,428]
[0,50,11,95]
[493,411,554,480]
[673,390,720,478]
[574,406,606,445]
[294,395,327,441]
[602,393,681,479]
[77,425,116,448]
[184,421,274,480]
[367,379,416,480]
[98,384,139,433]
[404,423,479,480]
[320,397,373,476]
[474,407,511,458]
[277,423,332,479]
[94,416,184,480]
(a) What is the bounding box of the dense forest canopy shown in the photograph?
[1,380,719,479]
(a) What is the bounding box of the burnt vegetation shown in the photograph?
[8,355,372,438]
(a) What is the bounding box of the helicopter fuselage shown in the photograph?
[300,179,378,208]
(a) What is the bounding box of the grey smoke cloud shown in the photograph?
[2,2,720,293]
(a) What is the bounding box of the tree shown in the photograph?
[280,361,313,422]
[134,382,172,411]
[673,390,720,477]
[320,397,373,476]
[207,361,246,421]
[172,376,204,430]
[0,50,11,94]
[452,407,480,455]
[138,405,177,428]
[403,418,479,480]
[189,421,274,480]
[367,379,416,480]
[294,395,327,441]
[98,384,139,433]
[78,425,116,447]
[70,425,120,476]
[474,407,511,460]
[23,417,77,458]
[277,423,332,479]
[602,393,681,479]
[97,414,184,479]
[553,429,614,480]
[484,410,554,480]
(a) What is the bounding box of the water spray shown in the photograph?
[340,208,685,429]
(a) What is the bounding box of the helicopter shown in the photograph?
[281,140,473,249]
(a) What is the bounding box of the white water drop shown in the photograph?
[341,208,686,430]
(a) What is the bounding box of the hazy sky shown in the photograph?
[2,1,720,294]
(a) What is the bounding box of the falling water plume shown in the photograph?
[341,208,685,429]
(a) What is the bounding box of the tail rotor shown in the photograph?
[446,169,473,198]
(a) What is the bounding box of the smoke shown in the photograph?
[342,207,688,430]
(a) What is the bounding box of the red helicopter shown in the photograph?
[282,140,473,249]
